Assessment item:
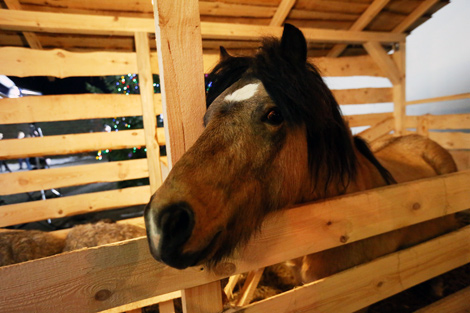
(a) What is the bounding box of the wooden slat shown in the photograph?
[103,291,181,313]
[0,94,162,124]
[153,0,206,167]
[159,300,176,313]
[449,150,470,171]
[406,92,470,105]
[182,282,223,313]
[0,185,151,227]
[363,41,402,85]
[200,1,276,18]
[392,0,440,33]
[343,112,393,127]
[313,55,386,77]
[332,87,392,105]
[0,47,151,78]
[0,9,406,43]
[200,22,406,43]
[0,129,166,160]
[357,116,394,142]
[405,114,470,130]
[135,32,162,193]
[4,0,43,49]
[0,159,148,196]
[392,41,406,134]
[0,171,468,312]
[269,0,296,27]
[414,286,470,313]
[233,226,470,313]
[428,132,470,150]
[327,0,391,57]
[236,268,265,306]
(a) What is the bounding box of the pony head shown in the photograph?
[144,24,356,269]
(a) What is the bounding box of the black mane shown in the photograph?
[205,37,358,195]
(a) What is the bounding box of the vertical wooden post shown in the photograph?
[135,32,162,194]
[392,40,406,135]
[152,1,222,312]
[153,0,206,168]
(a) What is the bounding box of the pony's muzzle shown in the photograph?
[145,201,197,269]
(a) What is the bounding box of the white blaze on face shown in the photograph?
[224,83,260,102]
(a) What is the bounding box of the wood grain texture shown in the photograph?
[343,112,393,127]
[392,41,406,134]
[392,0,440,33]
[135,32,162,192]
[363,41,403,85]
[332,87,392,105]
[269,0,296,26]
[428,132,470,150]
[0,129,166,160]
[0,171,468,312]
[0,186,151,227]
[153,0,206,167]
[327,0,391,57]
[233,226,470,313]
[0,159,148,196]
[357,116,394,142]
[182,281,223,313]
[406,92,470,105]
[0,94,162,124]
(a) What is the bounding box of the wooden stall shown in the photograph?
[0,0,469,312]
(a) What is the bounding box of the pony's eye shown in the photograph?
[264,109,283,125]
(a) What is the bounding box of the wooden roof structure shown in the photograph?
[0,0,447,57]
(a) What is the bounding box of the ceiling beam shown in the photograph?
[3,0,42,49]
[392,0,440,33]
[269,0,296,27]
[327,0,391,57]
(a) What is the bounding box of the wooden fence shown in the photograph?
[0,3,469,313]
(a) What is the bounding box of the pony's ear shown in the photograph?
[219,46,231,61]
[280,24,307,64]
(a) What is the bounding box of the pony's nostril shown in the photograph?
[158,202,194,248]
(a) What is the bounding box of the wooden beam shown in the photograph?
[232,226,470,313]
[182,281,223,313]
[363,41,402,85]
[392,41,406,134]
[135,32,162,193]
[392,0,440,33]
[3,0,43,49]
[153,0,206,167]
[0,94,162,124]
[406,92,470,105]
[357,116,394,142]
[0,159,148,196]
[428,132,470,150]
[344,112,393,127]
[332,87,392,105]
[327,0,391,57]
[0,186,151,227]
[0,129,165,160]
[0,170,468,312]
[0,9,406,43]
[269,0,296,27]
[236,268,265,306]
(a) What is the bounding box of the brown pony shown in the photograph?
[144,24,459,283]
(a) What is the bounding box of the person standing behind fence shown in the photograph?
[17,131,32,170]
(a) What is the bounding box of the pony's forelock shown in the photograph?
[205,37,357,196]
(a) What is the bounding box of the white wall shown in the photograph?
[406,0,470,115]
[328,0,469,123]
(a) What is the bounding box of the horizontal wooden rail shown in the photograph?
[344,112,392,127]
[332,87,392,105]
[235,226,470,313]
[406,92,470,105]
[428,132,470,150]
[0,170,468,312]
[0,9,405,43]
[0,129,166,160]
[0,159,149,196]
[0,94,162,124]
[405,113,470,130]
[0,186,151,228]
[1,46,387,78]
